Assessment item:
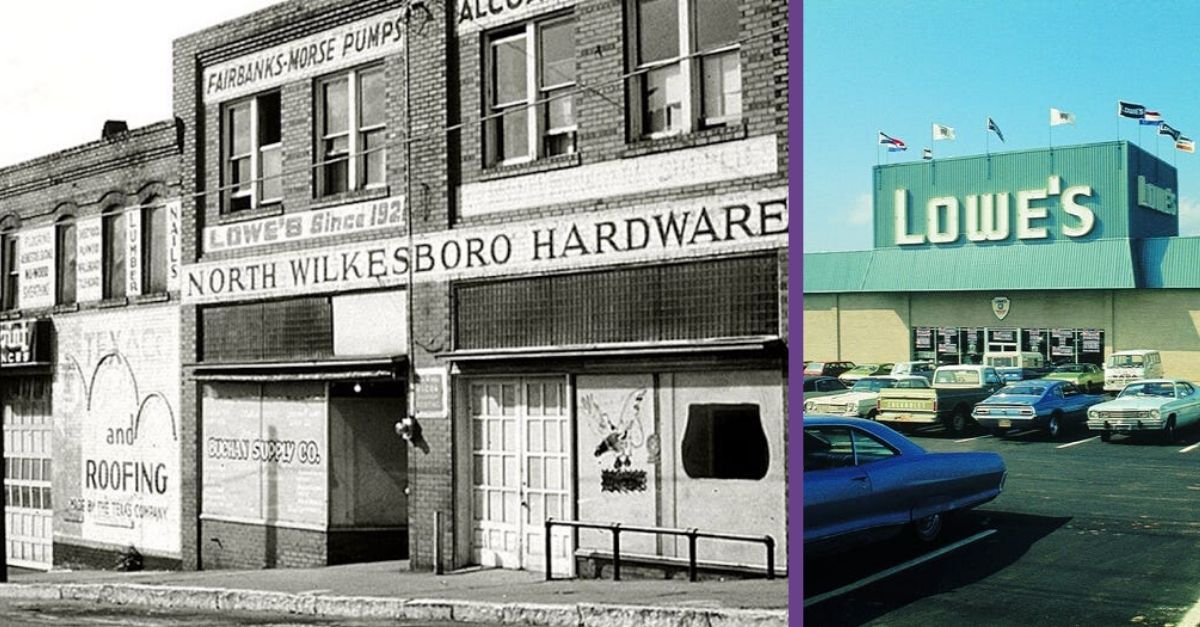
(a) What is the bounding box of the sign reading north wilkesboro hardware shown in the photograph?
[182,189,788,304]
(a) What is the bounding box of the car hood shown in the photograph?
[1094,396,1174,410]
[811,391,877,405]
[979,394,1041,406]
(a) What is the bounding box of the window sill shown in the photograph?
[0,310,20,321]
[53,303,80,314]
[622,121,748,159]
[479,152,581,182]
[311,186,391,211]
[134,292,171,305]
[98,297,129,309]
[218,204,285,225]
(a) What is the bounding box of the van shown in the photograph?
[891,361,935,382]
[1104,349,1163,392]
[983,351,1046,382]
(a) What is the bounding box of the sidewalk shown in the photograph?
[0,561,789,626]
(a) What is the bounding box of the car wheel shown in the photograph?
[1163,417,1177,444]
[948,405,971,435]
[866,408,879,420]
[1048,413,1063,439]
[1100,430,1112,442]
[913,512,944,543]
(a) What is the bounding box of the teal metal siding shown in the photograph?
[872,142,1172,249]
[1135,237,1200,288]
[804,239,1136,293]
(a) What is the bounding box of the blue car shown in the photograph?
[972,379,1105,438]
[804,416,1006,552]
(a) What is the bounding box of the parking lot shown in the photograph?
[804,424,1200,627]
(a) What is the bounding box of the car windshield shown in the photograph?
[851,378,896,392]
[997,385,1045,396]
[1108,355,1145,367]
[988,356,1017,368]
[1119,382,1175,398]
[1053,364,1086,373]
[934,370,980,385]
[848,365,876,374]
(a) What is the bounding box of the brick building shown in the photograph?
[0,0,791,576]
[0,121,184,570]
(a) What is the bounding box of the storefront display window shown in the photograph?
[913,326,1105,366]
[681,403,768,480]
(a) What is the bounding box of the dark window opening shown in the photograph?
[681,403,768,480]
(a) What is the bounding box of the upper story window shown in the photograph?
[629,0,741,139]
[56,217,76,306]
[0,228,16,312]
[224,92,282,212]
[142,198,167,294]
[102,207,126,300]
[484,15,577,168]
[316,65,386,197]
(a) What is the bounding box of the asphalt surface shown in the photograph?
[804,422,1200,627]
[0,598,500,626]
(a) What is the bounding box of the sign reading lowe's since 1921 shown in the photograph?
[892,176,1097,246]
[202,10,405,104]
[182,188,788,304]
[204,196,405,254]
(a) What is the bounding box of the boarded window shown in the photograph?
[681,403,768,480]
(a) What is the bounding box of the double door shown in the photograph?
[470,378,573,575]
[3,379,52,570]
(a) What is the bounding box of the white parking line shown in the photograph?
[803,529,997,608]
[1007,429,1040,438]
[915,426,943,433]
[955,435,992,443]
[1056,436,1098,449]
[1179,592,1200,627]
[1179,442,1200,454]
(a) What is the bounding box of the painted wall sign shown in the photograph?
[76,217,103,303]
[183,188,788,304]
[126,208,142,297]
[0,319,49,366]
[1137,175,1177,215]
[204,196,405,254]
[202,10,405,104]
[18,226,54,309]
[456,0,557,30]
[894,176,1096,246]
[53,307,181,556]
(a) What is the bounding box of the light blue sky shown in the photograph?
[802,0,1200,252]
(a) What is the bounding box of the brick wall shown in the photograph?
[200,518,327,569]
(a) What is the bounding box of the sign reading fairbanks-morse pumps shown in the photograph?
[873,141,1179,249]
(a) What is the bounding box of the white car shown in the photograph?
[804,375,931,419]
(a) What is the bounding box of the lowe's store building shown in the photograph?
[804,140,1200,380]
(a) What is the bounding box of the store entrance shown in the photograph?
[912,327,1105,367]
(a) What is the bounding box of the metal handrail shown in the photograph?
[544,518,775,582]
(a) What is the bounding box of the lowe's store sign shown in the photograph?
[892,175,1096,245]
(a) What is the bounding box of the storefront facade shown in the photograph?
[803,141,1200,384]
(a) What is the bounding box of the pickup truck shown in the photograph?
[876,365,1007,435]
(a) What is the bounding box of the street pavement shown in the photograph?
[0,559,787,626]
[804,423,1200,626]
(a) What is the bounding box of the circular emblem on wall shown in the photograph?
[992,296,1011,320]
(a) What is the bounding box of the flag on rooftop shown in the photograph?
[1050,108,1075,126]
[987,117,1005,142]
[932,123,955,140]
[922,148,933,160]
[1159,123,1182,141]
[879,131,907,152]
[1141,110,1163,126]
[1118,100,1147,119]
[1177,137,1195,154]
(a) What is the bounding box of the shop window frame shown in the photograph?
[222,91,283,214]
[314,63,387,198]
[55,215,77,306]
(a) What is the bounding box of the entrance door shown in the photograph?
[470,378,573,574]
[3,379,52,570]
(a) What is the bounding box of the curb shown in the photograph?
[0,583,789,627]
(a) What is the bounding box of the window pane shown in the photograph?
[804,427,854,472]
[258,92,281,145]
[493,36,528,105]
[644,63,684,133]
[540,20,574,88]
[323,135,350,195]
[229,103,251,155]
[701,50,741,121]
[681,404,768,479]
[323,78,349,135]
[500,107,529,161]
[103,211,126,299]
[545,89,574,131]
[359,68,385,128]
[57,222,77,304]
[851,431,897,465]
[360,129,386,186]
[260,144,282,200]
[232,156,252,196]
[637,0,679,64]
[143,205,168,294]
[695,0,739,50]
[3,236,17,310]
